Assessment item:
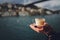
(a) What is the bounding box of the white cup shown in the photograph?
[35,18,45,27]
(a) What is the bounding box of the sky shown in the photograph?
[35,0,60,11]
[24,0,40,5]
[0,0,40,4]
[0,0,24,4]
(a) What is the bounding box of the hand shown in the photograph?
[29,23,43,33]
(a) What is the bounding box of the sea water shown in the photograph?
[0,14,60,40]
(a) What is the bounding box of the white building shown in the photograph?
[7,4,12,9]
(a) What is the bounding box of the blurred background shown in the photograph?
[0,0,60,40]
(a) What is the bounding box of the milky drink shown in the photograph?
[35,18,45,27]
